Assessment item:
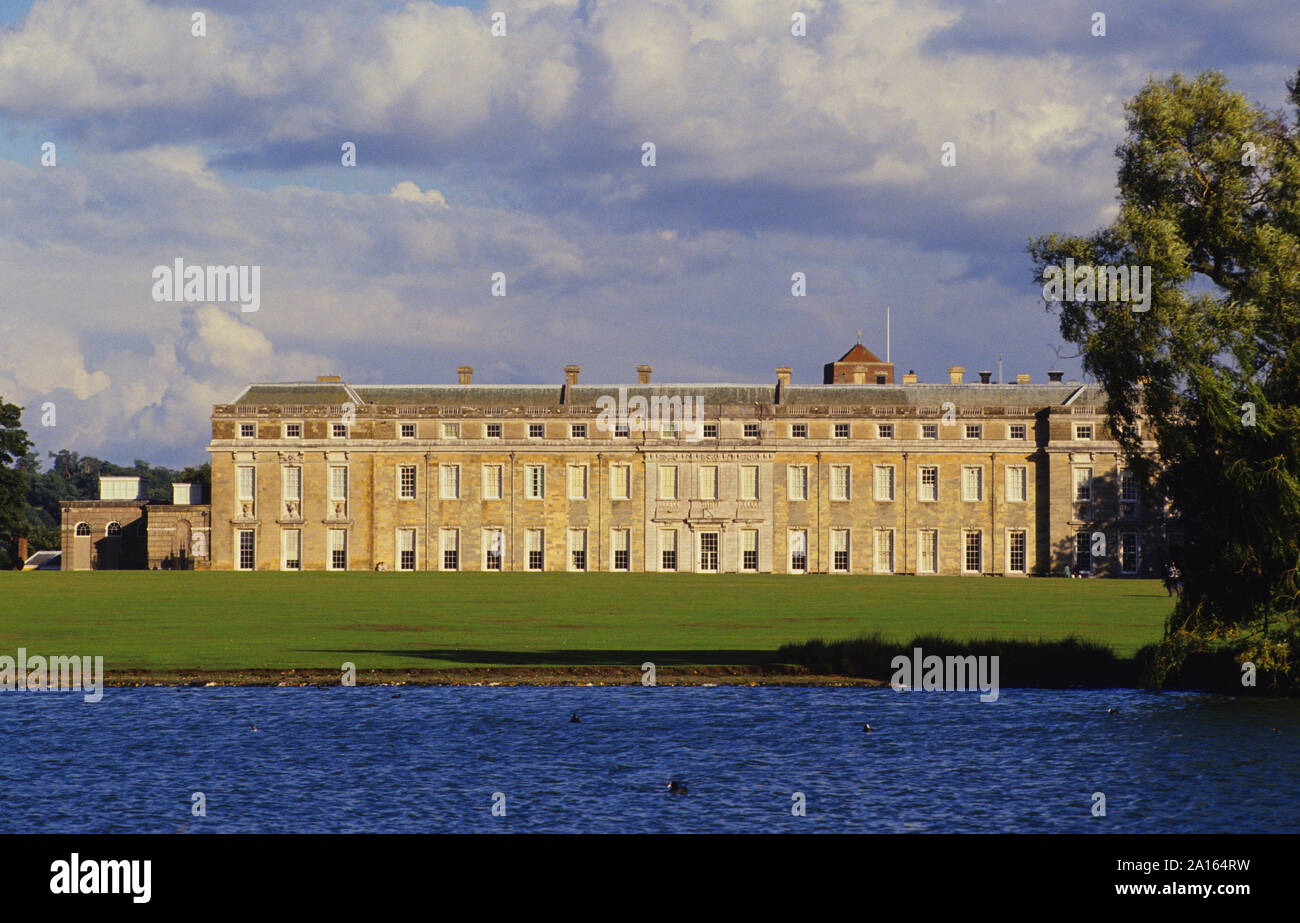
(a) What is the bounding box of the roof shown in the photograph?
[833,343,887,364]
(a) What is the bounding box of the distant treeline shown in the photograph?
[4,450,209,566]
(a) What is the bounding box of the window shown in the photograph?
[282,466,302,517]
[440,529,459,571]
[740,466,759,501]
[1074,531,1092,573]
[284,422,302,439]
[526,529,544,571]
[791,423,808,438]
[1120,469,1138,516]
[442,422,459,439]
[239,422,256,439]
[612,529,630,571]
[482,465,503,501]
[282,529,300,571]
[832,529,850,573]
[834,423,850,439]
[743,423,760,439]
[921,423,938,440]
[1008,424,1026,440]
[439,464,460,500]
[698,532,719,572]
[331,423,347,439]
[789,530,808,573]
[484,529,504,571]
[876,373,887,384]
[329,466,348,519]
[965,424,982,440]
[919,466,938,502]
[614,422,630,438]
[699,466,718,500]
[398,465,417,500]
[328,529,347,570]
[1073,467,1093,514]
[486,423,502,439]
[831,465,851,501]
[567,464,588,500]
[1121,532,1139,574]
[658,465,678,500]
[1008,530,1026,574]
[237,530,255,570]
[237,466,255,501]
[397,529,416,571]
[1075,423,1094,440]
[703,423,718,439]
[528,423,545,439]
[660,422,678,439]
[877,423,894,439]
[787,465,808,501]
[1005,466,1027,503]
[400,423,416,439]
[961,466,983,502]
[609,464,630,500]
[918,530,938,574]
[568,530,587,571]
[75,522,90,536]
[963,531,982,573]
[660,529,677,571]
[106,521,122,536]
[525,465,544,499]
[874,529,895,573]
[570,423,587,439]
[741,530,759,571]
[874,465,894,501]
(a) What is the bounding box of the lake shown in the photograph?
[2,686,1296,833]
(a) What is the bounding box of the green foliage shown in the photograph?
[0,398,34,561]
[1028,68,1300,632]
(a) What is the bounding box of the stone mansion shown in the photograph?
[63,342,1170,575]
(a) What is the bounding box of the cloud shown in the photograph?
[389,181,450,208]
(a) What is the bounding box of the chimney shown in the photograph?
[564,365,580,386]
[1016,373,1030,385]
[457,366,473,385]
[1047,370,1064,383]
[317,375,341,382]
[636,365,652,384]
[978,371,992,384]
[948,365,965,385]
[902,371,917,384]
[776,366,792,404]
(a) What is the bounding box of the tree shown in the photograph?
[1028,69,1300,639]
[0,398,34,564]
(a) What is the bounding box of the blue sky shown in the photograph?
[1,0,1297,466]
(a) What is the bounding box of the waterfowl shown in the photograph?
[862,723,872,733]
[667,780,688,795]
[570,712,581,723]
[1107,707,1119,715]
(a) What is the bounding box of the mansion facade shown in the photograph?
[193,344,1169,576]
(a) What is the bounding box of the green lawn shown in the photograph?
[0,572,1173,672]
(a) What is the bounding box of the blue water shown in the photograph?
[1,686,1296,833]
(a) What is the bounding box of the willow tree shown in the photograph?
[1028,69,1300,644]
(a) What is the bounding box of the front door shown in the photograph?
[698,532,719,572]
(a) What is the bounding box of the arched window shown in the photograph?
[106,522,122,536]
[75,522,91,536]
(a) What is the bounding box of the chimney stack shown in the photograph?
[564,365,580,386]
[948,365,965,385]
[902,370,918,384]
[1047,370,1064,383]
[776,366,792,404]
[317,375,341,382]
[978,371,992,384]
[1016,373,1030,385]
[457,366,473,385]
[636,365,652,384]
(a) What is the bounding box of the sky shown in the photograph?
[0,0,1297,467]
